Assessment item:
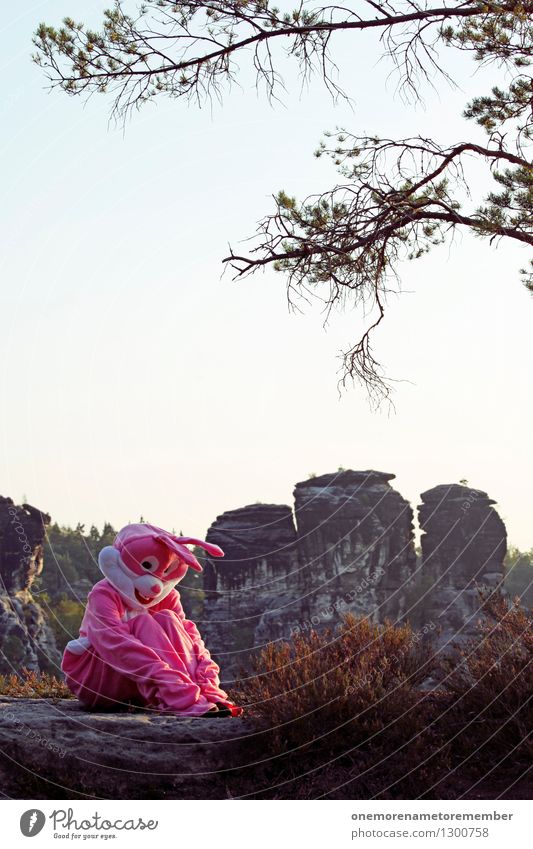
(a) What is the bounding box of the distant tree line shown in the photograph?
[505,546,533,608]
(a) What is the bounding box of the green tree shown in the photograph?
[33,1,532,399]
[505,545,533,608]
[34,522,117,601]
[48,596,86,651]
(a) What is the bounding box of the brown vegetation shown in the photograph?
[234,596,533,798]
[0,668,73,699]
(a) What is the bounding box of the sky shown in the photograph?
[0,1,531,548]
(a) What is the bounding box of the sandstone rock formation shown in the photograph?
[0,497,60,674]
[0,696,260,799]
[203,471,418,680]
[202,503,298,681]
[418,484,507,647]
[293,470,417,624]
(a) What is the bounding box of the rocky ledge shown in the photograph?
[0,697,264,799]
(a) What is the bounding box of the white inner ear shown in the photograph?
[98,546,143,609]
[98,545,121,571]
[163,558,180,576]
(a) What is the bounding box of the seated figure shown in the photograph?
[62,522,243,717]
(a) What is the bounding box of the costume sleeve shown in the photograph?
[84,585,209,709]
[160,590,229,702]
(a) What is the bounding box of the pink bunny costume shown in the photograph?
[61,523,236,716]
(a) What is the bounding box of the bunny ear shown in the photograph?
[154,534,204,572]
[154,533,223,572]
[175,543,204,573]
[173,536,224,558]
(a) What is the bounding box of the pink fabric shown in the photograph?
[114,523,224,575]
[62,579,229,716]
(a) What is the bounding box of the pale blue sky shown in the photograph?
[1,2,531,547]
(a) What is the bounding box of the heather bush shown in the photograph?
[442,592,533,768]
[0,668,73,699]
[234,613,447,797]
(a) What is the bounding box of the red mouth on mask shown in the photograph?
[134,588,153,605]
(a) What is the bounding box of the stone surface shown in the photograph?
[0,697,261,799]
[203,472,418,680]
[418,484,507,647]
[0,497,60,674]
[1,696,529,801]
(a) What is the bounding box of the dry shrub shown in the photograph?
[234,613,447,798]
[0,667,73,699]
[442,592,533,767]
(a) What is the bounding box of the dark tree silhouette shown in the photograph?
[33,1,532,400]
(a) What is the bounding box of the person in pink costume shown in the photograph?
[61,523,243,717]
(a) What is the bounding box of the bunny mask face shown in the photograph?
[98,523,224,611]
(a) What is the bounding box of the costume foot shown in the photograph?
[200,705,220,716]
[216,701,244,718]
[213,702,232,717]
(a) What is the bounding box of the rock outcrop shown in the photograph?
[0,696,260,799]
[203,472,418,680]
[418,484,507,646]
[0,497,59,674]
[293,470,417,624]
[202,503,298,681]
